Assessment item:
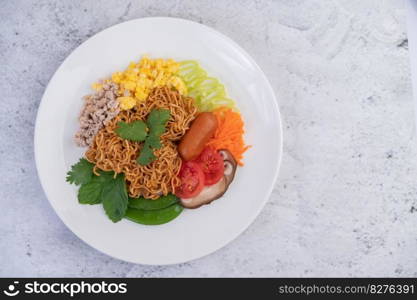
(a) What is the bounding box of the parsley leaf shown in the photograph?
[115,120,147,142]
[66,158,94,185]
[101,173,129,222]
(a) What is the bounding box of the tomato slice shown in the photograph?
[175,161,205,199]
[195,147,224,186]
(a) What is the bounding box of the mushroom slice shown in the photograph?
[219,149,237,185]
[180,177,227,209]
[180,149,238,209]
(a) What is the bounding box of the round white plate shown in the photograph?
[35,17,282,265]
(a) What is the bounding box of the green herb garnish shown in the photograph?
[101,173,129,222]
[115,120,147,142]
[67,164,128,223]
[65,158,94,185]
[136,139,156,166]
[114,108,170,166]
[77,180,103,204]
[146,108,171,135]
[76,170,114,205]
[137,108,170,165]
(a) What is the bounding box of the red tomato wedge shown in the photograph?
[175,161,205,199]
[195,147,225,186]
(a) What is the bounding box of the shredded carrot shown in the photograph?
[207,108,250,166]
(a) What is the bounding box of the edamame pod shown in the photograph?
[128,194,178,211]
[125,204,183,225]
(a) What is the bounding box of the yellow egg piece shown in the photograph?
[135,89,147,101]
[118,96,136,110]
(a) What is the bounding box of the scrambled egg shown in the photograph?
[109,55,187,110]
[117,96,136,110]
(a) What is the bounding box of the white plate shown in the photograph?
[34,17,282,265]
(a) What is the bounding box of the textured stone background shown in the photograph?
[1,0,416,277]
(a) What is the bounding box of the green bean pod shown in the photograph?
[125,204,183,225]
[128,194,178,211]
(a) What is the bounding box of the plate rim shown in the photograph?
[34,17,283,265]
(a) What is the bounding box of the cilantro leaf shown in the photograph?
[136,109,170,165]
[137,141,157,165]
[147,108,171,126]
[146,134,162,149]
[66,158,94,185]
[147,109,170,135]
[101,173,129,222]
[115,120,147,142]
